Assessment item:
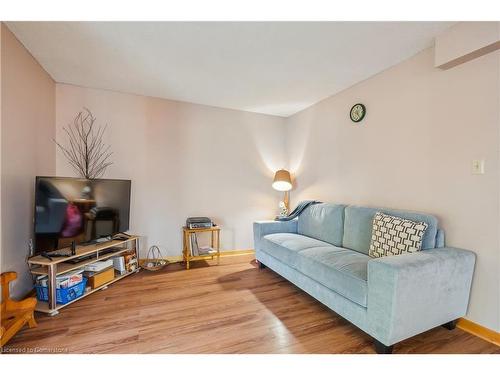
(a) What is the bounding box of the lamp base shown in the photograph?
[284,191,290,212]
[279,201,288,217]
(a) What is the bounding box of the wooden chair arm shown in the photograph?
[5,297,37,312]
[1,272,18,303]
[1,272,17,285]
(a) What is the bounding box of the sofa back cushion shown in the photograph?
[298,203,346,246]
[343,205,439,255]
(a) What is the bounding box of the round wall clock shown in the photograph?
[350,103,366,123]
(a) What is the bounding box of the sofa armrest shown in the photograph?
[253,220,298,251]
[367,247,475,345]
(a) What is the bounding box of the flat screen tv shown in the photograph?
[34,176,131,254]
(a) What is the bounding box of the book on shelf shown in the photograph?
[198,246,216,255]
[189,233,217,256]
[190,233,199,256]
[36,269,84,289]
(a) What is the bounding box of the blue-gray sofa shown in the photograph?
[253,203,475,353]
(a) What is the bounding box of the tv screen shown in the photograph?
[34,176,131,254]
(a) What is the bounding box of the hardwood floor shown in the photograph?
[3,254,500,354]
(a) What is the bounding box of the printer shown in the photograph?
[186,217,213,229]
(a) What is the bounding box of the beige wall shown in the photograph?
[285,47,500,332]
[55,84,286,257]
[435,22,500,69]
[0,23,56,298]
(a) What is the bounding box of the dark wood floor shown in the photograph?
[4,254,500,354]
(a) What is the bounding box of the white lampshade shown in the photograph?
[272,169,292,191]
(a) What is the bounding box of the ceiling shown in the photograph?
[6,22,453,117]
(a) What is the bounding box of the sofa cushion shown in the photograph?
[296,246,369,307]
[369,212,428,258]
[261,233,333,267]
[260,232,369,307]
[297,203,346,246]
[343,205,439,255]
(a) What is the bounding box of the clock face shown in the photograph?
[350,103,366,123]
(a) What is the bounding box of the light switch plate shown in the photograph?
[472,159,485,174]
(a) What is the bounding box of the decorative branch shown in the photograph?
[54,108,113,179]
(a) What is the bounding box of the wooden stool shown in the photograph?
[1,272,37,347]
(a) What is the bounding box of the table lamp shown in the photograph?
[272,169,292,213]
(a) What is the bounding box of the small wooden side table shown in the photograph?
[182,226,220,270]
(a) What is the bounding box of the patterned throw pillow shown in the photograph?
[369,212,428,258]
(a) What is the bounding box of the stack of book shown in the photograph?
[190,233,217,256]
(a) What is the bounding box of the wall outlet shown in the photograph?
[472,159,485,174]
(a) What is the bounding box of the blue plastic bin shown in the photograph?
[35,278,87,304]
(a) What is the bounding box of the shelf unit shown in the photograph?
[28,235,140,316]
[182,226,220,270]
[30,246,134,276]
[34,271,134,313]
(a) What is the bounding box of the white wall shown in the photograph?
[55,84,286,257]
[285,47,500,332]
[1,24,56,298]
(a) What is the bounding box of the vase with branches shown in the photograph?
[54,108,113,180]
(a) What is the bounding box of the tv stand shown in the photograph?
[79,236,110,246]
[40,251,71,261]
[95,236,111,243]
[79,233,130,247]
[28,235,140,316]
